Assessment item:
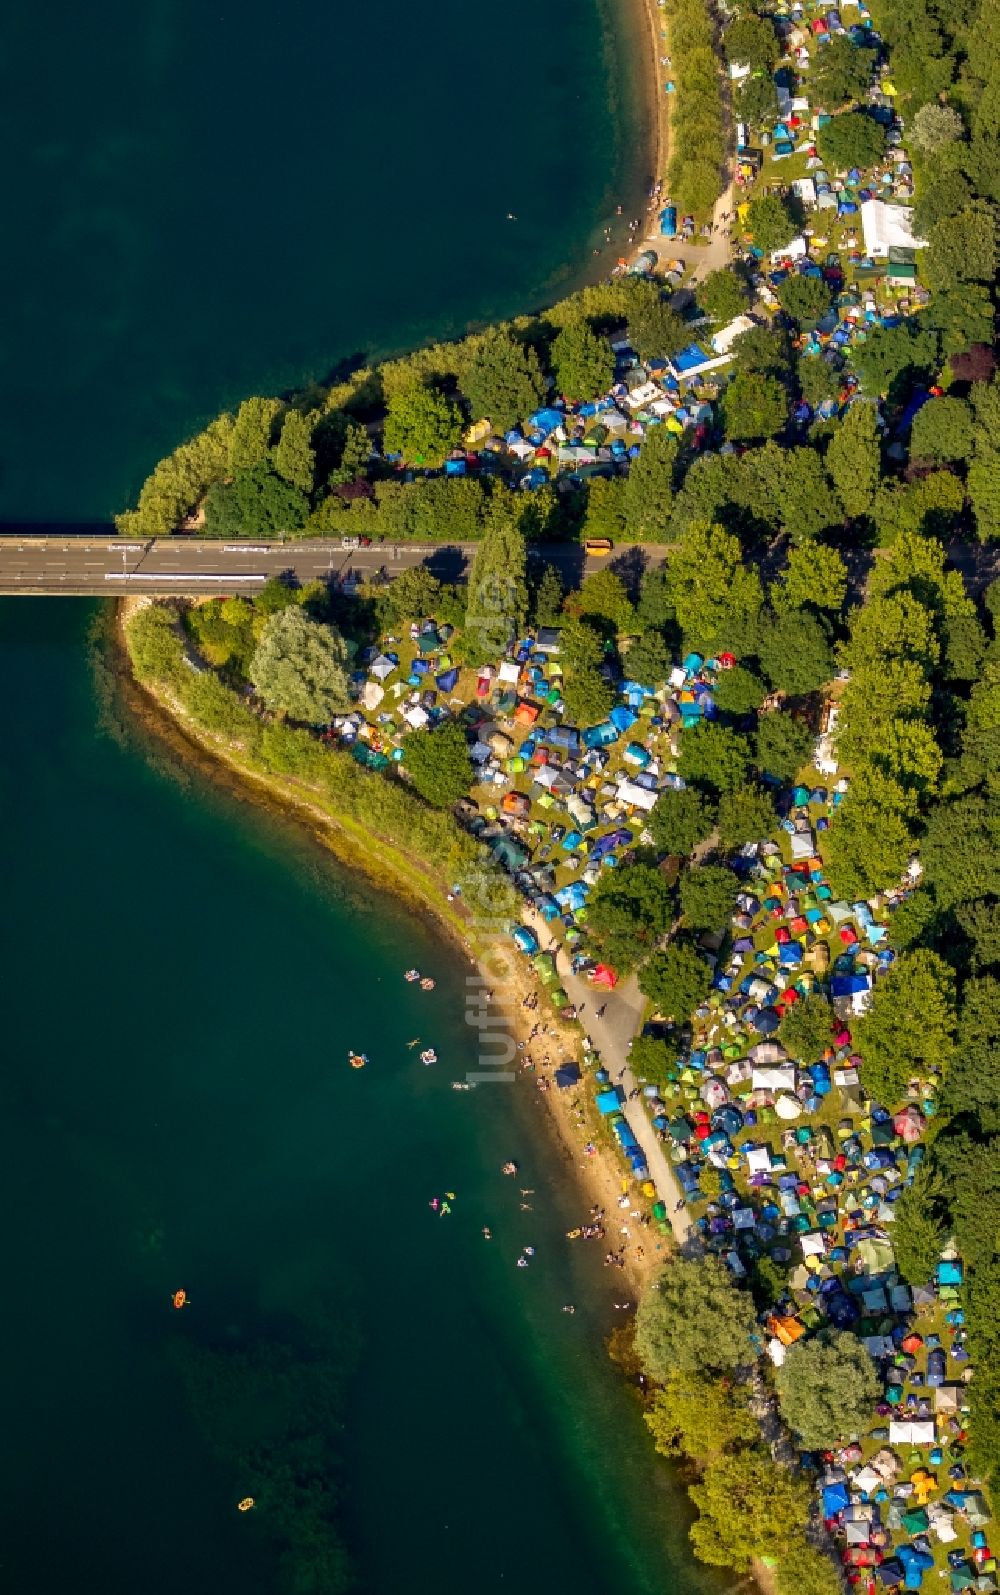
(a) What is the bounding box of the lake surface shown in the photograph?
[0,0,650,523]
[0,598,722,1593]
[0,2,718,1587]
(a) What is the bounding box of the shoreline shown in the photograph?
[113,598,663,1297]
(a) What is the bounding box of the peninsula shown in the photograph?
[116,0,1000,1590]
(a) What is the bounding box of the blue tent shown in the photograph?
[527,408,564,434]
[555,1063,582,1089]
[596,1089,624,1115]
[822,1481,850,1516]
[582,720,619,749]
[436,667,460,692]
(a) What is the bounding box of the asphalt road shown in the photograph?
[0,535,671,595]
[0,531,995,598]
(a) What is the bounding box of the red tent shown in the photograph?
[592,964,618,989]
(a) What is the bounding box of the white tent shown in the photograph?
[889,1420,936,1445]
[497,660,520,685]
[370,654,397,681]
[746,1145,773,1175]
[801,1231,826,1257]
[360,681,384,711]
[861,199,927,258]
[617,777,658,812]
[752,1065,797,1092]
[402,704,430,730]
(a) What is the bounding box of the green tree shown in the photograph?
[126,603,183,684]
[923,285,996,358]
[203,464,309,539]
[778,274,833,328]
[460,327,545,432]
[850,324,939,397]
[717,785,777,848]
[775,1332,880,1449]
[911,101,965,152]
[561,665,615,726]
[376,563,443,630]
[756,609,834,696]
[254,574,302,616]
[824,769,915,899]
[678,722,752,795]
[756,712,812,781]
[922,796,1000,910]
[734,324,794,377]
[639,937,712,1019]
[776,541,848,614]
[402,721,474,807]
[249,607,350,723]
[646,1371,757,1462]
[532,563,565,627]
[699,268,748,323]
[797,354,843,407]
[637,564,677,631]
[736,72,779,128]
[925,206,999,290]
[855,949,957,1104]
[713,665,766,715]
[746,193,796,255]
[956,901,1000,975]
[724,13,779,70]
[893,1168,948,1284]
[649,786,717,856]
[680,864,740,930]
[811,34,872,106]
[629,1034,674,1088]
[817,110,887,171]
[624,629,671,685]
[574,568,637,632]
[779,992,834,1062]
[910,396,975,462]
[628,290,689,361]
[667,521,764,648]
[463,511,528,662]
[771,449,843,542]
[722,371,788,442]
[826,401,882,516]
[944,976,1000,1126]
[383,380,462,465]
[551,322,615,400]
[624,428,679,542]
[688,1447,811,1569]
[634,1256,758,1380]
[229,396,282,474]
[559,615,605,670]
[587,863,675,971]
[776,1540,843,1595]
[914,170,974,236]
[937,1135,1000,1267]
[273,408,316,496]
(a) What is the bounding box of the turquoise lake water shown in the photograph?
[0,2,726,1588]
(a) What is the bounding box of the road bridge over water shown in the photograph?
[0,528,994,598]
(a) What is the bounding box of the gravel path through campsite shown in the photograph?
[526,907,699,1252]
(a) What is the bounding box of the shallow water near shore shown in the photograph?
[0,598,724,1593]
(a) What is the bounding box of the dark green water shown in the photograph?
[0,3,716,1588]
[0,600,720,1592]
[0,0,650,523]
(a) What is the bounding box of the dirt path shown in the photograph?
[525,909,700,1251]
